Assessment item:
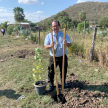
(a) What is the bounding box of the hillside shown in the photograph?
[44,2,108,24]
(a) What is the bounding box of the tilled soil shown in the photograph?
[45,73,108,108]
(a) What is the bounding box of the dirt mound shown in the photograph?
[15,49,35,58]
[45,73,108,108]
[0,49,35,61]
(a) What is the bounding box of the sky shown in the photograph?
[0,0,107,23]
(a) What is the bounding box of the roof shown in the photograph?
[7,22,30,25]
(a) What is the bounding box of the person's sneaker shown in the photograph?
[49,86,54,92]
[64,83,69,88]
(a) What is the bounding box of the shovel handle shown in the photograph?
[62,28,66,94]
[51,29,59,95]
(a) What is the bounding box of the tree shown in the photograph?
[77,22,89,30]
[23,19,31,23]
[79,11,86,30]
[1,21,9,30]
[54,11,72,29]
[13,7,25,23]
[71,20,79,28]
[98,14,108,28]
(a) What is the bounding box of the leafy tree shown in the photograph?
[1,21,9,30]
[13,7,25,23]
[71,20,79,28]
[30,22,36,27]
[98,14,108,28]
[77,22,89,30]
[79,11,86,29]
[23,19,31,23]
[45,19,53,30]
[54,11,72,29]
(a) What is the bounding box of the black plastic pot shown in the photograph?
[34,81,47,95]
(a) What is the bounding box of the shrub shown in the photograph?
[77,22,89,30]
[11,32,16,36]
[97,30,108,38]
[29,34,37,42]
[7,25,14,35]
[68,42,86,58]
[31,27,36,32]
[20,29,30,38]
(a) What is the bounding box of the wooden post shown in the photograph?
[38,28,40,44]
[90,26,97,61]
[74,25,75,34]
[84,20,86,30]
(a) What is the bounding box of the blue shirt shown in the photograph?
[44,31,71,57]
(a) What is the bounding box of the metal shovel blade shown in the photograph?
[51,93,66,104]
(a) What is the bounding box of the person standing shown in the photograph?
[1,27,5,36]
[44,20,72,92]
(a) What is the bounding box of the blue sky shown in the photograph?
[0,0,107,23]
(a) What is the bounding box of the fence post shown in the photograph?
[38,29,40,44]
[90,26,97,61]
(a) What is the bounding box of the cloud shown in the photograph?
[36,11,43,13]
[0,12,14,22]
[25,12,47,22]
[41,2,44,5]
[0,9,7,12]
[77,0,97,3]
[0,7,7,12]
[8,8,14,10]
[18,0,39,4]
[77,0,85,3]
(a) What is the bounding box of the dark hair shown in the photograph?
[51,20,60,26]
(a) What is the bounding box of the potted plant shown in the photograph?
[32,47,47,95]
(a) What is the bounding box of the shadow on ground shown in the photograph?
[0,89,21,99]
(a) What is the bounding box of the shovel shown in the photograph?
[62,28,66,95]
[50,29,66,104]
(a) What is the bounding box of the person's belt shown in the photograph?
[50,54,66,58]
[55,56,63,58]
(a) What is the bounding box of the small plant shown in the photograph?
[97,30,108,38]
[30,34,37,42]
[20,29,30,38]
[32,48,44,85]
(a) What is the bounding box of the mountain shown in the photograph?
[44,2,108,24]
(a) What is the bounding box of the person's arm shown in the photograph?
[63,39,72,47]
[44,42,54,49]
[63,34,72,47]
[66,42,72,47]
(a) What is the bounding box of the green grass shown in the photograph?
[0,32,108,107]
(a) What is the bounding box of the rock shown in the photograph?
[1,60,5,62]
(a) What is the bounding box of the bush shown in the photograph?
[7,25,14,35]
[68,42,86,58]
[97,30,108,38]
[20,29,30,38]
[11,32,16,36]
[31,27,36,32]
[29,34,37,42]
[77,22,89,30]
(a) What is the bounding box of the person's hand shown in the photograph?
[50,42,54,48]
[62,39,67,45]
